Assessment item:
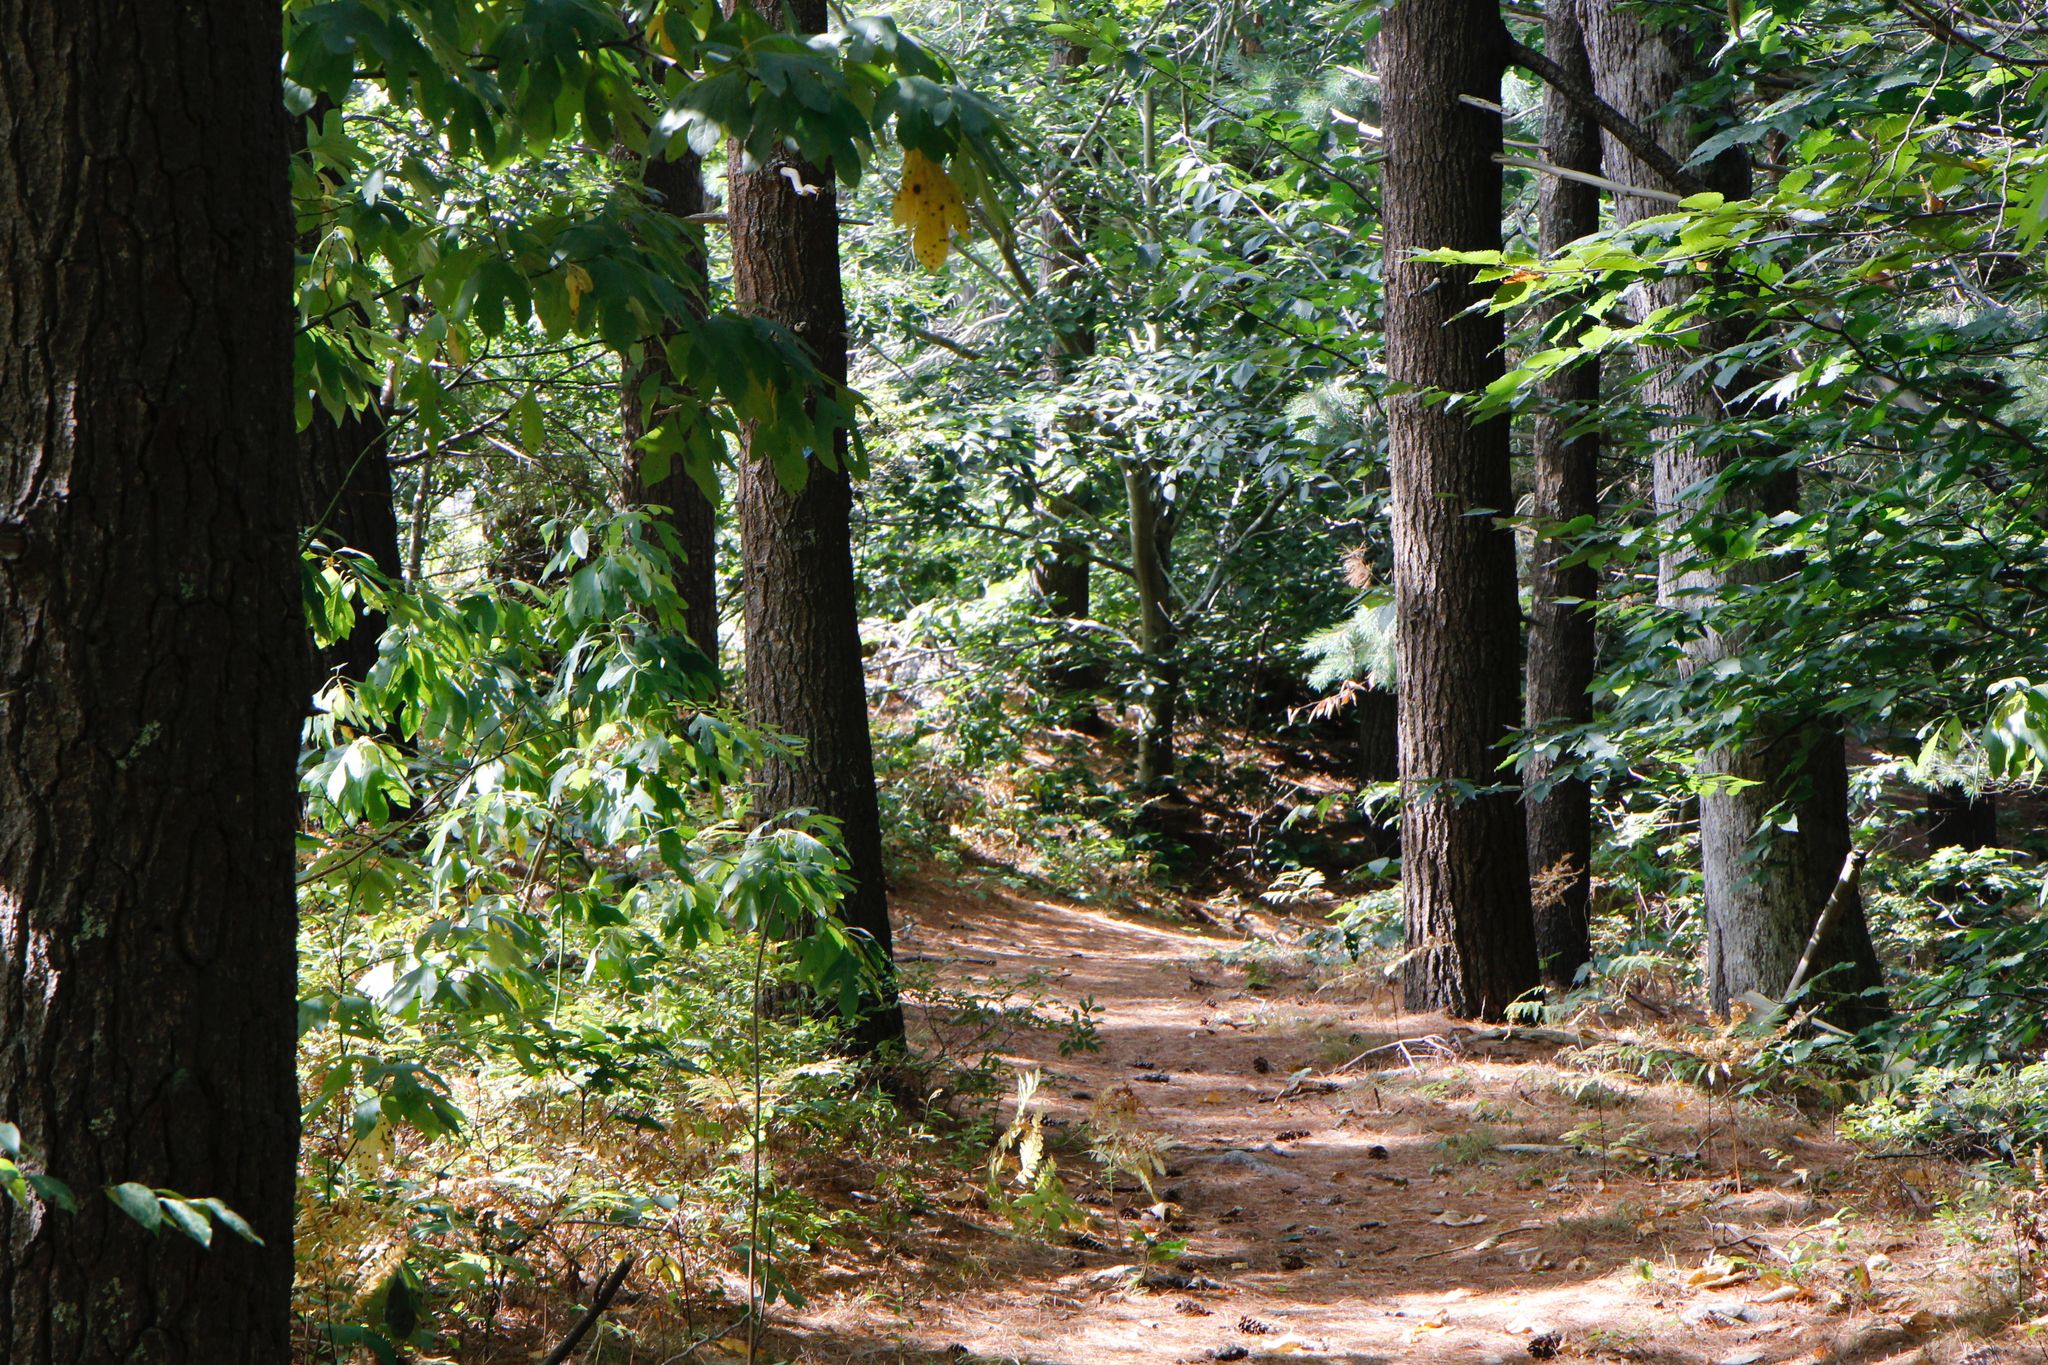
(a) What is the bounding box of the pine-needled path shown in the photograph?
[768,872,2039,1365]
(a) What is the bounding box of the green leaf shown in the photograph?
[194,1197,264,1245]
[27,1173,77,1212]
[108,1182,162,1233]
[160,1197,214,1247]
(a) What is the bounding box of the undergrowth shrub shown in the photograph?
[293,515,999,1361]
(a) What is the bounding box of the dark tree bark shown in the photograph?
[1382,0,1539,1019]
[1579,0,1885,1020]
[294,104,404,691]
[303,402,403,687]
[1524,0,1603,991]
[0,3,301,1360]
[728,0,902,1049]
[1123,458,1181,791]
[1358,689,1398,783]
[1926,786,1997,852]
[1790,726,1888,1028]
[622,147,720,662]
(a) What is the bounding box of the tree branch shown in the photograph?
[1506,39,1710,199]
[539,1256,635,1365]
[1498,155,1682,206]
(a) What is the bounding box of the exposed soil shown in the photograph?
[757,872,2046,1365]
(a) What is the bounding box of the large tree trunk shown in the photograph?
[622,147,720,662]
[1579,1,1884,1020]
[1524,0,1603,990]
[0,4,301,1360]
[1382,0,1539,1019]
[727,0,902,1050]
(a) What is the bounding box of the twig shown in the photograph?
[538,1255,635,1365]
[1329,1034,1458,1075]
[1624,987,1674,1019]
[899,322,988,362]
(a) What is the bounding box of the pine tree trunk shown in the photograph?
[1382,0,1539,1019]
[1579,1,1884,1019]
[1525,0,1603,990]
[622,147,720,663]
[728,0,902,1049]
[0,4,301,1359]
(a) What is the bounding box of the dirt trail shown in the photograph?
[774,875,2039,1365]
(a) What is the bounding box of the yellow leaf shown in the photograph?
[645,12,677,58]
[564,263,594,318]
[891,149,971,271]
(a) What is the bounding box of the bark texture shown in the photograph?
[1382,0,1539,1019]
[1791,727,1887,1027]
[0,3,301,1360]
[294,103,404,691]
[728,0,902,1048]
[1579,0,1884,1019]
[1122,458,1181,791]
[1525,0,1603,990]
[623,147,720,663]
[1926,786,1997,852]
[303,403,403,686]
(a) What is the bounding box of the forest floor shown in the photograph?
[750,870,2047,1365]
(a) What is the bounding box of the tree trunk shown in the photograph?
[1579,0,1885,1019]
[1524,0,1603,990]
[727,0,902,1049]
[622,147,720,663]
[295,104,404,691]
[1033,33,1108,727]
[1787,726,1888,1028]
[1358,688,1398,782]
[0,4,301,1360]
[1926,786,1997,852]
[1123,458,1181,791]
[303,402,403,687]
[1382,0,1539,1020]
